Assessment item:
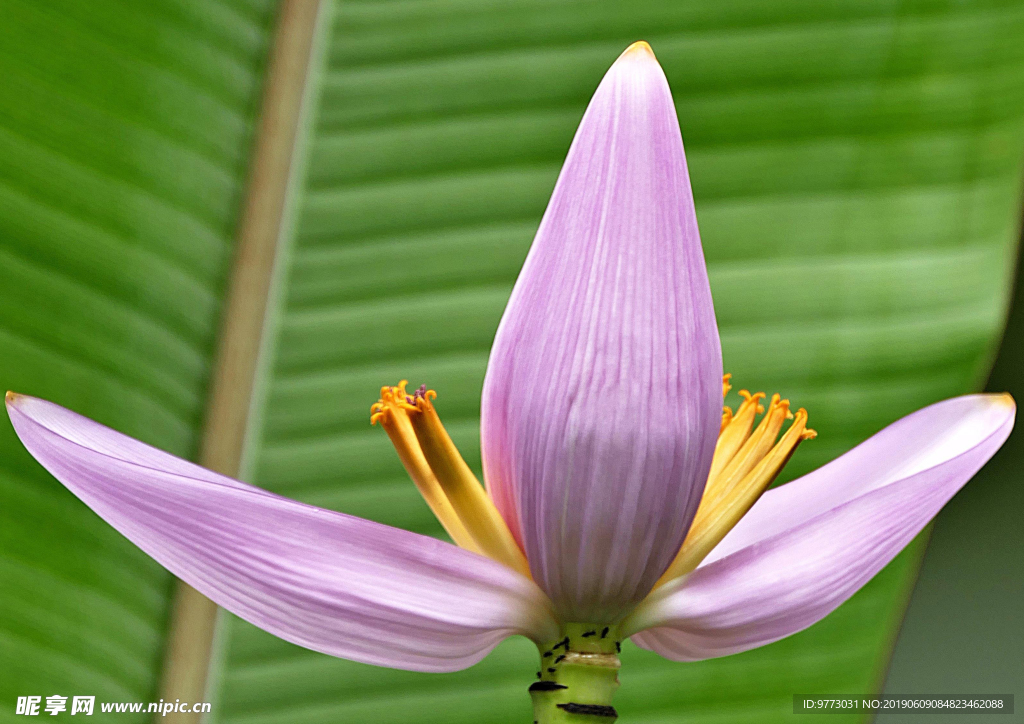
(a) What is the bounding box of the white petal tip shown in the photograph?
[621,40,655,59]
[608,41,669,92]
[6,391,21,407]
[994,392,1016,410]
[614,41,663,72]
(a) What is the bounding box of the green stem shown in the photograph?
[530,623,621,723]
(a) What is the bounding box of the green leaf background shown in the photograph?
[1,0,1023,722]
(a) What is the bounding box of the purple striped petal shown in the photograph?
[625,394,1014,660]
[481,43,722,623]
[7,393,558,672]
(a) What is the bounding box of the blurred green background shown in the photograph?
[878,246,1024,724]
[0,0,1022,722]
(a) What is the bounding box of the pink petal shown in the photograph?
[481,43,722,623]
[706,394,1017,564]
[625,394,1014,660]
[7,394,558,672]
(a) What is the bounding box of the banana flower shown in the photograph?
[6,41,1014,724]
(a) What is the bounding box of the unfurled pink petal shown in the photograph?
[7,394,558,672]
[625,394,1014,660]
[480,43,722,623]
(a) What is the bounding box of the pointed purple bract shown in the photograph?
[481,44,722,623]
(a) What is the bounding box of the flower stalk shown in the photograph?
[531,624,622,723]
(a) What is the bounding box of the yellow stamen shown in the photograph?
[371,382,481,554]
[372,381,531,578]
[704,394,790,508]
[720,374,734,432]
[655,380,816,587]
[720,406,733,433]
[405,390,531,577]
[707,390,764,484]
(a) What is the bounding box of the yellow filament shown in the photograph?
[405,390,531,577]
[720,374,734,432]
[707,390,764,484]
[372,381,531,577]
[370,382,481,554]
[704,394,790,508]
[655,381,816,588]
